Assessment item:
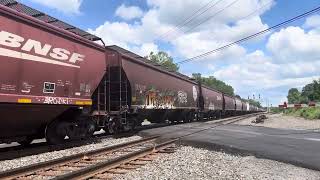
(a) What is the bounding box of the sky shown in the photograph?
[18,0,320,106]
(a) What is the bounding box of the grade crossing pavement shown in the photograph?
[139,123,320,171]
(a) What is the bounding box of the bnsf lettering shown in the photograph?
[0,31,85,64]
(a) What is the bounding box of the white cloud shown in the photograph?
[147,0,274,28]
[213,49,320,90]
[88,21,142,49]
[171,15,268,62]
[28,0,82,14]
[304,15,320,28]
[279,60,320,78]
[267,26,320,63]
[89,0,274,58]
[88,9,170,56]
[87,0,320,106]
[87,20,160,56]
[212,46,320,105]
[131,43,159,56]
[115,4,144,21]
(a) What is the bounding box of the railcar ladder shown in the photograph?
[97,73,107,115]
[107,63,128,125]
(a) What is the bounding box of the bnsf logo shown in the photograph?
[0,31,85,68]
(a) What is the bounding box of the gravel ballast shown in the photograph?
[236,113,320,130]
[0,136,141,171]
[114,146,320,180]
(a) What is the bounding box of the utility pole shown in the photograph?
[265,98,269,112]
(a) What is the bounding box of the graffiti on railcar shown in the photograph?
[178,91,187,104]
[144,88,176,109]
[135,84,146,94]
[44,96,69,104]
[209,102,215,110]
[133,83,191,109]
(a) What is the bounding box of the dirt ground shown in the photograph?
[236,113,320,130]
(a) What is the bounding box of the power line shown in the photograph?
[169,0,273,42]
[157,0,214,40]
[176,5,320,65]
[157,0,224,41]
[238,0,274,21]
[170,0,239,41]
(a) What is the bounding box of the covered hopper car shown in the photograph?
[0,1,261,145]
[0,1,107,144]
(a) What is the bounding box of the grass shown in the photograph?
[270,107,283,114]
[284,107,320,120]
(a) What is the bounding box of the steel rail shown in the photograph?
[0,136,159,179]
[53,114,261,180]
[0,113,262,179]
[174,113,263,139]
[215,112,263,125]
[0,123,170,161]
[0,113,257,162]
[53,139,177,180]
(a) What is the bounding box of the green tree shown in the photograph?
[145,51,179,72]
[248,99,262,108]
[235,95,241,99]
[287,88,301,104]
[192,73,235,96]
[301,79,320,103]
[313,79,320,101]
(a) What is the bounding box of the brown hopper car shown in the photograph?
[0,1,261,145]
[0,1,106,144]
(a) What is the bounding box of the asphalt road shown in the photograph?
[139,122,320,171]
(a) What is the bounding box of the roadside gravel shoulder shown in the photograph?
[114,146,320,180]
[236,113,320,130]
[0,136,141,171]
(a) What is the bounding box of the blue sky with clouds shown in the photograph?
[19,0,320,106]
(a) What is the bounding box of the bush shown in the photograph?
[285,107,320,120]
[270,107,283,113]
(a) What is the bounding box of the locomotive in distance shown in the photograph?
[0,1,262,145]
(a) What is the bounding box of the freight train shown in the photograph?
[0,1,261,145]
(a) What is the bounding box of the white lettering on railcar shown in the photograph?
[44,97,69,104]
[0,31,85,68]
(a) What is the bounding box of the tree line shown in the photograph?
[287,79,320,104]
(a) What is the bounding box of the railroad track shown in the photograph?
[0,133,133,161]
[0,113,259,161]
[0,136,177,180]
[210,112,263,125]
[171,112,264,139]
[0,123,172,161]
[0,113,263,179]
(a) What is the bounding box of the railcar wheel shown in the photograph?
[188,112,195,122]
[128,118,137,132]
[182,112,191,123]
[45,120,67,144]
[84,118,96,138]
[105,117,120,134]
[197,112,204,121]
[182,114,188,123]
